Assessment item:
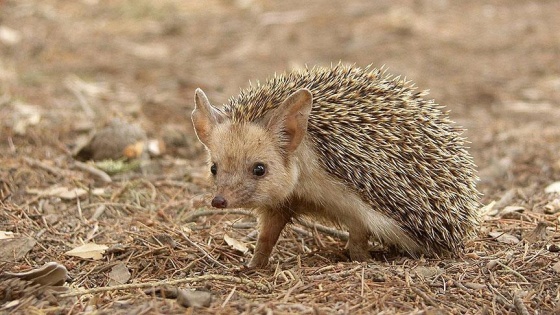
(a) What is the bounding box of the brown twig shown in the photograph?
[58,274,271,298]
[410,287,437,307]
[496,261,529,283]
[309,265,362,280]
[221,286,237,308]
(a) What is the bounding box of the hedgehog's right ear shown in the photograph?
[267,88,313,153]
[192,88,226,146]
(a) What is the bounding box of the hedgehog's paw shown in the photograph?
[247,254,270,269]
[348,247,371,262]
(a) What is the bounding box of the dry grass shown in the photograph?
[2,155,560,314]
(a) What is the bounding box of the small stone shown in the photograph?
[0,237,37,261]
[108,262,131,286]
[414,266,443,279]
[544,199,560,214]
[486,259,499,270]
[176,289,212,308]
[545,182,560,193]
[552,261,560,274]
[75,119,147,161]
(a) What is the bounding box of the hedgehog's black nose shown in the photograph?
[211,196,228,208]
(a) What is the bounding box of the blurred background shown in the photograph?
[1,2,560,312]
[1,0,560,201]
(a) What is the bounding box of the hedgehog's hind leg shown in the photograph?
[346,227,372,262]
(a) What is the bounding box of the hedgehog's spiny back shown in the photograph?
[226,64,480,254]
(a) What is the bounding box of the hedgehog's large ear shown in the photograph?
[267,88,313,153]
[191,88,226,146]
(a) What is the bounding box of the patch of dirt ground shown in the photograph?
[1,0,560,314]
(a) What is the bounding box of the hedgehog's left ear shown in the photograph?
[192,88,226,146]
[267,88,313,153]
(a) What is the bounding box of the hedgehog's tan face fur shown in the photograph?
[192,88,312,209]
[205,122,299,208]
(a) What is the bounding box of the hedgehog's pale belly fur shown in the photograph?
[292,140,421,254]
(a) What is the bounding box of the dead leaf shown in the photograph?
[480,201,497,219]
[0,231,15,239]
[545,182,560,193]
[65,243,108,260]
[176,289,212,308]
[224,234,249,254]
[500,206,524,219]
[0,237,37,260]
[524,222,550,243]
[3,262,68,286]
[11,101,41,135]
[489,232,520,245]
[108,262,131,285]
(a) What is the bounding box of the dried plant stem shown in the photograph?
[184,209,253,222]
[23,157,64,176]
[73,161,112,183]
[496,261,529,283]
[59,274,271,298]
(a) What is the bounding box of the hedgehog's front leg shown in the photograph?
[249,209,292,268]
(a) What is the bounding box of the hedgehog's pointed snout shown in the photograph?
[211,195,228,208]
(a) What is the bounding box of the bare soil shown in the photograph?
[1,0,560,314]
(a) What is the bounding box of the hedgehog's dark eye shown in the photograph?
[210,163,217,176]
[252,162,266,177]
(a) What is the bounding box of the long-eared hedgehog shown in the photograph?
[191,64,480,268]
